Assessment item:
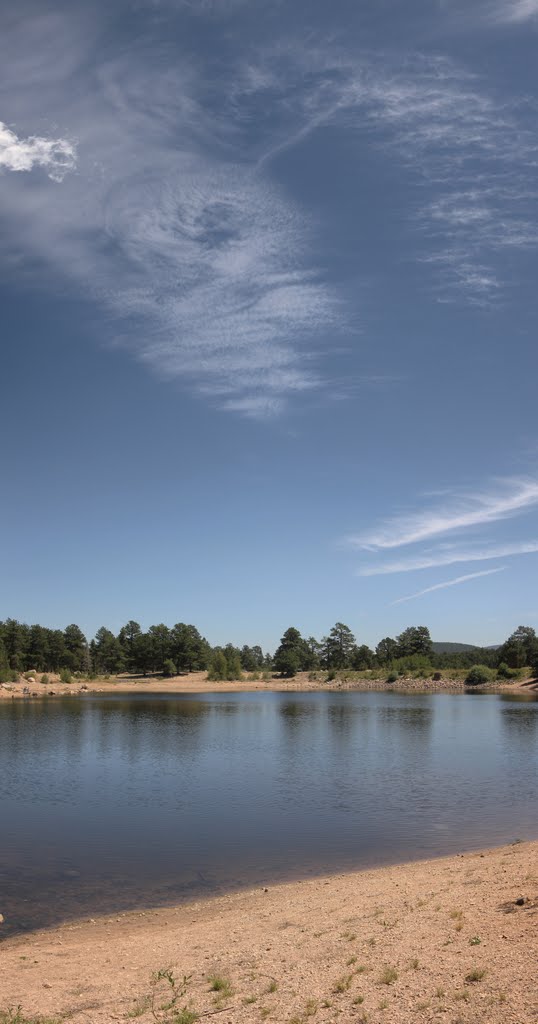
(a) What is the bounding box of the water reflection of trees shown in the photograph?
[327,702,370,747]
[500,706,538,743]
[375,705,433,743]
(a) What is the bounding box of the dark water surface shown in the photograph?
[1,690,537,935]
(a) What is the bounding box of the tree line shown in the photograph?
[1,617,537,682]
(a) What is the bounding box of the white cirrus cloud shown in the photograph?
[2,10,538,413]
[348,477,538,551]
[358,539,538,575]
[232,45,538,303]
[492,0,538,22]
[390,566,507,605]
[0,121,76,182]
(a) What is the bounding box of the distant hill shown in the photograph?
[432,641,483,654]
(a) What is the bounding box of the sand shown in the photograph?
[1,670,536,700]
[1,840,537,1024]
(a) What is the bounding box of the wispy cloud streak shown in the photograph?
[390,567,506,605]
[349,477,538,551]
[233,46,538,303]
[491,0,538,23]
[358,539,538,575]
[2,11,538,412]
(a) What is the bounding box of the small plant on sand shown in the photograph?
[352,995,364,1005]
[378,967,398,986]
[0,1012,62,1024]
[126,994,151,1018]
[40,674,49,686]
[450,908,464,930]
[347,956,357,967]
[304,998,318,1017]
[332,974,353,994]
[59,667,72,684]
[265,981,278,994]
[174,1011,198,1024]
[243,995,258,1005]
[435,987,445,999]
[149,968,192,1019]
[409,958,419,970]
[465,968,485,983]
[208,975,233,999]
[453,989,470,1002]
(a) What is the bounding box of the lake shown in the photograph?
[1,689,537,935]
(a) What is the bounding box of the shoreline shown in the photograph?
[2,839,537,1023]
[1,669,537,700]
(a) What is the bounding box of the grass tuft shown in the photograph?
[207,975,233,998]
[378,966,398,986]
[465,968,486,983]
[332,973,353,994]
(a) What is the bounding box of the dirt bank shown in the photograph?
[1,669,536,700]
[1,841,537,1023]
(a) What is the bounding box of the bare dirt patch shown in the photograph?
[1,841,537,1023]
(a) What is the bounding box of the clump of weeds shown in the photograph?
[149,968,193,1019]
[378,967,398,986]
[332,974,353,994]
[208,975,233,1000]
[465,969,485,984]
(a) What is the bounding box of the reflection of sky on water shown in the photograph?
[0,690,536,934]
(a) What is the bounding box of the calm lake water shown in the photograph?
[1,690,537,935]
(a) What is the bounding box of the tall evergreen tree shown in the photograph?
[396,626,433,659]
[63,624,88,672]
[322,622,356,670]
[273,627,311,677]
[376,637,399,664]
[118,620,142,673]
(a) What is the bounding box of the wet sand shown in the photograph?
[1,840,537,1023]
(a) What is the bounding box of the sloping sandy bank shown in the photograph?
[1,841,537,1024]
[1,669,536,699]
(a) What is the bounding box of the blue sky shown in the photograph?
[1,0,538,651]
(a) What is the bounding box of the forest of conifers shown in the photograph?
[1,618,536,681]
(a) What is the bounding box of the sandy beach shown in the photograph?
[1,670,536,700]
[1,840,537,1024]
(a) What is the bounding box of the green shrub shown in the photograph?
[40,674,50,686]
[162,659,177,678]
[497,662,518,679]
[465,664,494,686]
[327,668,337,681]
[208,652,228,682]
[59,668,72,684]
[432,671,442,681]
[24,671,37,681]
[387,671,398,684]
